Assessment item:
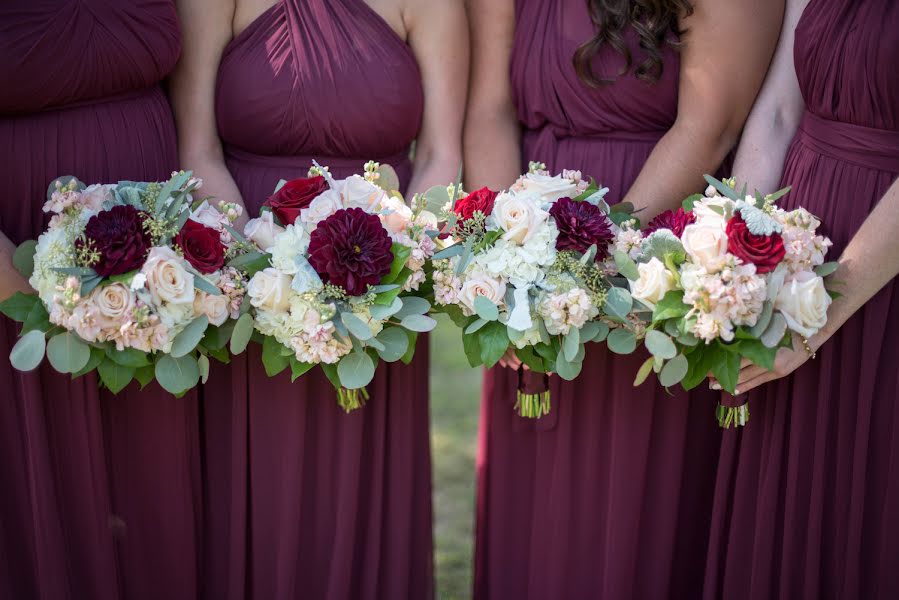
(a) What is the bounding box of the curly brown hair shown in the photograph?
[573,0,693,86]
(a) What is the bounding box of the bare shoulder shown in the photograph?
[398,0,466,33]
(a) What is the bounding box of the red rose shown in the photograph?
[726,212,785,273]
[453,187,498,223]
[175,219,226,274]
[263,175,329,225]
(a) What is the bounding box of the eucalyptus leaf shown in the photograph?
[375,164,401,193]
[465,318,488,334]
[9,329,46,371]
[607,328,637,354]
[374,327,409,362]
[432,244,464,260]
[400,314,437,332]
[198,353,210,384]
[814,261,840,278]
[454,237,475,275]
[229,313,255,354]
[563,327,580,362]
[603,287,633,321]
[703,175,740,201]
[473,296,499,321]
[341,312,373,341]
[760,313,787,348]
[337,352,376,389]
[644,330,677,360]
[370,296,403,320]
[0,292,40,322]
[155,354,200,395]
[170,315,209,358]
[13,240,38,278]
[613,251,640,281]
[633,356,655,386]
[554,350,582,381]
[46,332,91,374]
[72,347,105,378]
[749,301,774,337]
[190,271,222,296]
[659,354,689,387]
[394,297,431,319]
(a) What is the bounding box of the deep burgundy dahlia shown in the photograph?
[549,197,614,260]
[78,204,152,276]
[307,207,394,296]
[644,207,696,238]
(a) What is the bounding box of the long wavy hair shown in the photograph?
[573,0,693,86]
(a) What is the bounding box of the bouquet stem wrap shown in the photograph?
[716,394,750,428]
[515,368,551,418]
[336,386,369,413]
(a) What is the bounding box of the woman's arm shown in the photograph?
[403,0,468,197]
[462,0,520,191]
[731,177,899,393]
[169,0,248,229]
[0,236,34,301]
[730,0,810,191]
[624,0,785,222]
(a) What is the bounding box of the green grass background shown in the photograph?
[429,314,482,599]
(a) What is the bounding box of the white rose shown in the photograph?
[141,247,195,305]
[247,267,293,313]
[341,175,386,212]
[91,283,136,330]
[492,192,549,245]
[379,195,414,236]
[300,189,343,229]
[244,211,285,251]
[270,224,310,274]
[682,223,728,267]
[194,291,231,326]
[458,271,507,316]
[692,196,734,228]
[629,257,675,310]
[516,173,577,203]
[774,271,831,337]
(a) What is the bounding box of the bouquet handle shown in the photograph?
[716,394,749,428]
[515,367,551,419]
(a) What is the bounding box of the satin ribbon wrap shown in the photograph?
[515,366,551,418]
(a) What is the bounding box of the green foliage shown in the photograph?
[644,330,677,360]
[261,335,290,377]
[607,328,636,354]
[659,354,689,387]
[337,351,376,389]
[9,329,46,371]
[170,316,209,358]
[155,354,200,395]
[229,313,254,354]
[652,290,690,323]
[0,292,40,322]
[46,332,91,374]
[13,240,38,278]
[97,358,134,394]
[478,321,509,368]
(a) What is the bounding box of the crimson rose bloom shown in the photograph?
[263,175,328,225]
[307,208,394,296]
[726,212,785,273]
[644,207,696,238]
[549,197,614,259]
[79,205,151,276]
[454,187,498,223]
[175,219,226,274]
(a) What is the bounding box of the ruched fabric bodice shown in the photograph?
[215,0,423,170]
[0,0,180,114]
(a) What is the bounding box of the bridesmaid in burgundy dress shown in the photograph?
[0,2,203,599]
[170,0,466,597]
[464,0,781,597]
[704,1,899,597]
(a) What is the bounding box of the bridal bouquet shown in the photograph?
[613,176,836,426]
[431,163,636,417]
[1,172,256,395]
[239,161,438,411]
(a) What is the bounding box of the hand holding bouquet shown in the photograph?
[239,161,439,411]
[431,163,637,418]
[1,172,259,395]
[613,176,836,426]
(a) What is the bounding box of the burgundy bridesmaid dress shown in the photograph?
[0,2,203,600]
[204,1,432,598]
[704,2,899,598]
[474,1,721,598]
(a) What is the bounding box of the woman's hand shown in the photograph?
[710,332,825,395]
[0,234,34,302]
[498,348,523,370]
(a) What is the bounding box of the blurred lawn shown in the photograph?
[429,313,482,600]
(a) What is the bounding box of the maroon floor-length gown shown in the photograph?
[703,2,899,598]
[204,1,433,598]
[0,2,203,600]
[474,2,721,598]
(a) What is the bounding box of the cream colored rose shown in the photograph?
[91,283,136,330]
[379,195,413,235]
[516,173,577,202]
[692,196,734,228]
[458,271,506,316]
[141,247,195,305]
[629,257,676,310]
[194,291,231,326]
[493,192,549,245]
[300,189,343,229]
[244,211,285,251]
[247,267,293,313]
[682,223,729,267]
[774,271,831,337]
[341,175,386,212]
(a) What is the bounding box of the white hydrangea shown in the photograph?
[30,226,78,303]
[537,288,598,335]
[270,225,311,275]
